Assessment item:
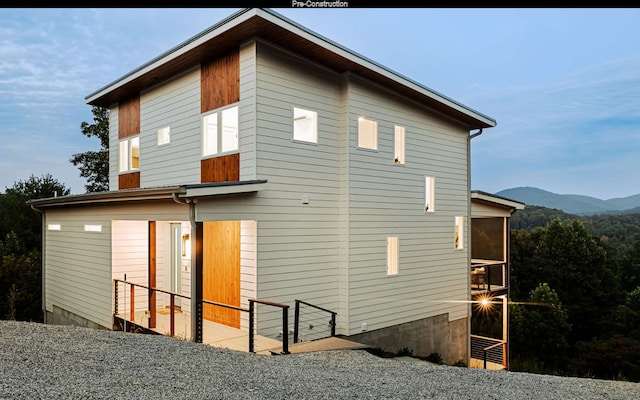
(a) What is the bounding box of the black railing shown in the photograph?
[470,334,505,368]
[113,279,290,354]
[471,261,506,292]
[293,299,337,343]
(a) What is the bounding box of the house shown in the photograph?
[28,8,498,364]
[469,191,525,369]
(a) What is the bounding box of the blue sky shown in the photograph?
[1,8,639,199]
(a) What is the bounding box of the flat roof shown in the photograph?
[471,190,526,211]
[27,180,268,209]
[85,8,495,130]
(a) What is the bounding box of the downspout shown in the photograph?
[30,203,46,324]
[172,192,199,342]
[467,128,483,365]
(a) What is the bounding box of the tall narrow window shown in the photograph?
[157,126,170,145]
[293,107,318,143]
[358,117,377,150]
[202,104,238,157]
[119,136,140,172]
[455,216,464,250]
[425,176,435,212]
[387,236,399,275]
[394,125,405,164]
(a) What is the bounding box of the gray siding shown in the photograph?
[346,76,470,335]
[139,68,201,187]
[44,209,113,328]
[239,41,257,180]
[108,105,119,191]
[255,42,342,337]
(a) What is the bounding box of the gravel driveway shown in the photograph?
[1,320,638,399]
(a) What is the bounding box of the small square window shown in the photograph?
[394,125,405,164]
[158,126,170,145]
[358,117,377,150]
[387,236,399,276]
[425,176,435,212]
[47,224,61,231]
[455,216,464,250]
[293,107,318,143]
[84,224,102,233]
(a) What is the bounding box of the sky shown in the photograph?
[1,7,639,200]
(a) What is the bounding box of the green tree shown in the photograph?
[510,283,571,374]
[70,106,109,193]
[529,219,620,342]
[0,232,42,321]
[0,174,71,251]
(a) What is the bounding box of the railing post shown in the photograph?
[484,350,488,369]
[130,284,135,322]
[170,294,175,337]
[113,280,119,317]
[282,306,289,355]
[293,300,300,343]
[248,300,255,353]
[330,312,336,337]
[487,265,491,291]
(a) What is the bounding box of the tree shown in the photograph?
[0,232,42,321]
[70,106,109,193]
[510,283,571,374]
[0,174,71,251]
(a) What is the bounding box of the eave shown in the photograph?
[85,8,496,131]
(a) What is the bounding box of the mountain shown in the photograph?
[495,187,640,215]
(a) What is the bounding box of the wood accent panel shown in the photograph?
[201,51,240,113]
[148,221,156,329]
[118,172,140,190]
[201,153,240,183]
[202,221,240,328]
[118,94,140,139]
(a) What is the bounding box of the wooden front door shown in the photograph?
[202,221,240,328]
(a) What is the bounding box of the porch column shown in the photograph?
[148,221,157,329]
[191,219,203,343]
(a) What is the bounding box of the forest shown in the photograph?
[473,205,640,381]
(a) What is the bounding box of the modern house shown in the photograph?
[469,191,525,369]
[29,8,501,364]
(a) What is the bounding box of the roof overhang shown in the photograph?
[27,180,268,209]
[85,8,496,131]
[471,190,526,212]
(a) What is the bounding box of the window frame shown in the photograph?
[394,125,405,164]
[425,176,435,213]
[387,235,399,276]
[119,136,140,172]
[292,107,318,144]
[201,103,239,158]
[357,117,378,151]
[157,126,171,146]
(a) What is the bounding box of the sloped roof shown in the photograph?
[85,8,496,130]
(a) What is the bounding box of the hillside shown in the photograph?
[496,187,640,215]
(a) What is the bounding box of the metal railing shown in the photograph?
[113,278,290,354]
[293,299,336,343]
[470,334,506,369]
[470,262,507,291]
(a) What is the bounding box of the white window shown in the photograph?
[202,105,239,157]
[84,224,102,233]
[425,176,435,212]
[119,136,140,172]
[387,236,399,276]
[47,224,61,231]
[394,125,405,164]
[358,117,377,150]
[157,126,170,145]
[455,216,464,250]
[293,107,318,143]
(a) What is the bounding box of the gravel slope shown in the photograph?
[1,320,638,400]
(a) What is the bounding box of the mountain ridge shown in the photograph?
[495,186,640,215]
